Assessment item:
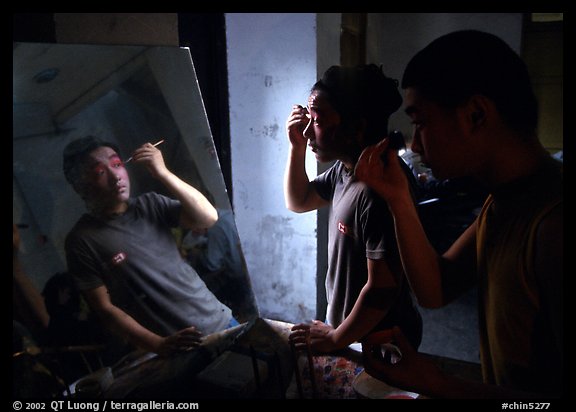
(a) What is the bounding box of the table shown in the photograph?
[100,318,294,399]
[71,318,482,399]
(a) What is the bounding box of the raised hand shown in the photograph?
[286,104,310,150]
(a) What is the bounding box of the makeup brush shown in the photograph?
[124,139,165,164]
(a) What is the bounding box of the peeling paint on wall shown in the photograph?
[249,123,280,140]
[241,214,317,323]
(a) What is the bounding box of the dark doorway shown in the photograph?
[178,13,233,206]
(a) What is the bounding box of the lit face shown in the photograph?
[303,90,349,163]
[404,87,471,180]
[78,146,130,212]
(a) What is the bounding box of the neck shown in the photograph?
[339,142,363,172]
[476,134,549,190]
[88,201,128,219]
[341,159,355,172]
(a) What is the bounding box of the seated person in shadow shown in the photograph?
[62,136,236,358]
[13,224,113,392]
[13,223,64,398]
[285,64,423,354]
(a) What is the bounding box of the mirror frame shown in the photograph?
[13,41,258,322]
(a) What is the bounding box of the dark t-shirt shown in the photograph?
[65,192,232,337]
[313,162,422,346]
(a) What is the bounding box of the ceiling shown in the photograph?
[13,42,148,137]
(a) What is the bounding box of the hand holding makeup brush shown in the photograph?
[126,139,169,179]
[124,139,165,163]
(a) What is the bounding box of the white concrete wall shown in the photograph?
[226,13,318,323]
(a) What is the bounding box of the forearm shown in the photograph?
[97,304,163,353]
[284,145,313,212]
[156,170,218,230]
[379,355,538,399]
[388,194,444,308]
[331,287,396,348]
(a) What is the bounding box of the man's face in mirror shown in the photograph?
[78,146,131,209]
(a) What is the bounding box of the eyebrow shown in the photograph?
[88,153,121,168]
[103,153,122,164]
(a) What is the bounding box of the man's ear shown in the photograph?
[471,110,484,125]
[466,94,491,130]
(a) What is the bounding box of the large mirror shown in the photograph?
[13,42,259,325]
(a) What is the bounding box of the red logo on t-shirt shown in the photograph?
[338,221,349,236]
[111,252,127,266]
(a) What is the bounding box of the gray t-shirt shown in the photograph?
[313,162,422,345]
[65,192,232,337]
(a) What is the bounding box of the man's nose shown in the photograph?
[109,169,121,183]
[410,133,422,154]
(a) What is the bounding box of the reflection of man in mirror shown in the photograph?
[285,65,423,354]
[62,136,236,357]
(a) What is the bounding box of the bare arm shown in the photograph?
[131,142,218,230]
[284,104,328,213]
[331,258,400,347]
[84,285,202,356]
[291,259,401,353]
[393,194,477,307]
[362,326,553,399]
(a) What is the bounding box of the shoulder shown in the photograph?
[313,162,343,200]
[135,192,178,210]
[315,161,343,182]
[353,176,388,206]
[345,179,391,224]
[528,198,562,287]
[530,157,562,240]
[135,192,163,205]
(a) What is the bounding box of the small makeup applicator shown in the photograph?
[124,139,165,164]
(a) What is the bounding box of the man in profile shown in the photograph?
[357,30,562,398]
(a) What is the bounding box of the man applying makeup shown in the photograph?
[63,136,235,357]
[285,65,422,354]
